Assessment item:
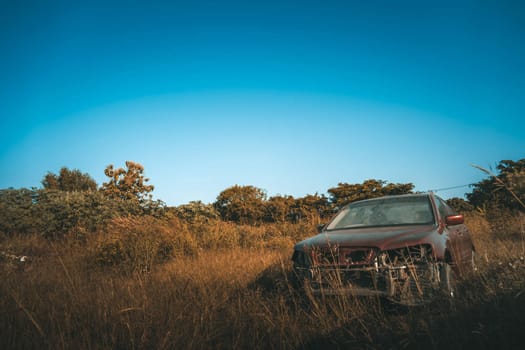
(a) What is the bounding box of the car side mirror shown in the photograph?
[445,214,464,226]
[317,224,326,233]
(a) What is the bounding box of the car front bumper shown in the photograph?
[295,263,440,301]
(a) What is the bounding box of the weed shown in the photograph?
[1,215,524,349]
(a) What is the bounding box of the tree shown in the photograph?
[291,193,332,223]
[328,179,414,208]
[101,161,155,204]
[214,185,266,224]
[42,167,97,192]
[0,187,143,238]
[467,159,525,211]
[172,201,219,223]
[264,195,295,223]
[446,197,474,213]
[0,188,36,235]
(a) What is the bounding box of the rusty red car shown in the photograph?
[292,193,476,305]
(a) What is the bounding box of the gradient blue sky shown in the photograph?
[1,0,524,205]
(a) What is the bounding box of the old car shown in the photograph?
[292,193,476,305]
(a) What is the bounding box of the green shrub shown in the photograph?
[0,188,37,236]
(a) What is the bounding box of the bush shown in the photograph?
[190,220,241,249]
[0,188,168,239]
[0,188,36,236]
[35,190,157,238]
[171,201,219,223]
[91,216,198,272]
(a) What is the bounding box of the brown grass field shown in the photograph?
[1,213,525,349]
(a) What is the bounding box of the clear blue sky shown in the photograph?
[1,0,524,205]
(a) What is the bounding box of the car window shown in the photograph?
[435,196,455,219]
[327,196,434,230]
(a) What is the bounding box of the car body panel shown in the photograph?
[294,224,446,258]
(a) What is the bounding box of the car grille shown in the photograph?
[382,245,433,264]
[311,246,375,266]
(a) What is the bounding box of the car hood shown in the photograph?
[294,224,439,252]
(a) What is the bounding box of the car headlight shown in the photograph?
[292,250,312,267]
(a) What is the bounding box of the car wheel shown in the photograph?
[439,262,456,298]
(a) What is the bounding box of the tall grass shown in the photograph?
[1,213,525,349]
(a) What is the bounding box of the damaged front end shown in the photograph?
[292,244,444,305]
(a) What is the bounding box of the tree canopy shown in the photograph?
[467,159,525,211]
[1,162,163,237]
[101,161,155,204]
[42,167,97,192]
[214,185,267,225]
[327,179,414,208]
[3,157,524,237]
[264,195,296,223]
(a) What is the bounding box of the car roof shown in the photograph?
[346,193,432,206]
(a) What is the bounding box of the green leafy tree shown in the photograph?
[172,201,219,223]
[264,195,296,223]
[33,190,113,238]
[328,179,414,208]
[0,188,36,235]
[214,185,266,224]
[42,167,97,192]
[35,189,158,239]
[291,193,331,223]
[468,159,525,211]
[0,187,140,238]
[101,161,155,204]
[446,197,474,213]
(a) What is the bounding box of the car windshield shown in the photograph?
[326,196,435,230]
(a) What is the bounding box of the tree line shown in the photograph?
[0,159,523,238]
[0,161,163,238]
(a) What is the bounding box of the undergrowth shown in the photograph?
[1,213,525,349]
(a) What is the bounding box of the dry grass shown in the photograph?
[1,214,525,349]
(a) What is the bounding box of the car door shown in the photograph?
[435,196,471,271]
